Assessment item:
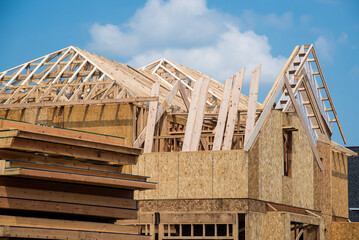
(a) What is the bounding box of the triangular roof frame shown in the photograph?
[0,46,187,110]
[140,58,260,110]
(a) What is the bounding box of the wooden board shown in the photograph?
[0,176,134,198]
[0,215,139,234]
[0,119,128,148]
[0,225,149,240]
[1,167,156,190]
[0,135,137,165]
[144,82,160,153]
[0,197,137,219]
[244,65,261,145]
[222,69,244,150]
[212,75,233,150]
[0,185,136,209]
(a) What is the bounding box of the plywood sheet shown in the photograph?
[290,113,314,209]
[213,150,248,198]
[158,152,179,199]
[178,152,212,199]
[134,150,248,201]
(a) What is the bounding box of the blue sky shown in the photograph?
[0,0,358,145]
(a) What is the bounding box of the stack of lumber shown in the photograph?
[0,119,155,239]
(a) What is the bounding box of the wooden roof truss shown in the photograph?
[0,47,134,107]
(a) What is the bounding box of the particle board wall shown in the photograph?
[132,150,248,200]
[317,141,332,217]
[246,212,288,239]
[331,151,349,218]
[331,222,359,240]
[0,104,134,146]
[246,212,323,240]
[249,110,315,210]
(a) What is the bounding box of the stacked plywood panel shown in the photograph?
[0,119,155,240]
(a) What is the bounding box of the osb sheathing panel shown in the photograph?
[254,110,283,204]
[137,199,266,213]
[282,176,292,206]
[249,110,315,209]
[160,213,236,224]
[0,104,133,146]
[133,150,248,200]
[318,141,332,216]
[323,213,332,240]
[331,152,349,218]
[331,223,359,240]
[313,155,322,212]
[289,112,314,209]
[246,212,288,239]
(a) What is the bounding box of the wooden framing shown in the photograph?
[212,75,234,150]
[222,69,245,150]
[144,82,160,153]
[244,65,261,145]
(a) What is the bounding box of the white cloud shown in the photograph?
[87,0,287,83]
[314,33,353,62]
[314,35,335,61]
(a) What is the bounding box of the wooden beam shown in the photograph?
[2,167,156,190]
[0,197,137,219]
[0,215,139,234]
[6,160,147,182]
[244,65,261,145]
[178,81,191,111]
[0,225,147,240]
[244,75,285,151]
[182,78,203,151]
[133,80,181,148]
[37,52,79,102]
[0,96,157,109]
[212,75,234,150]
[0,136,136,165]
[222,69,245,150]
[0,119,130,149]
[262,46,300,107]
[0,185,136,209]
[143,82,160,153]
[190,77,210,151]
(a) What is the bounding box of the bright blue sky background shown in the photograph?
[1,0,358,146]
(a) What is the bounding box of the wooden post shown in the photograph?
[182,78,203,151]
[190,77,210,151]
[143,82,160,153]
[212,75,234,150]
[222,69,245,150]
[244,65,261,145]
[133,80,181,148]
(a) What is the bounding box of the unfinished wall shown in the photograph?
[247,212,323,239]
[249,110,316,210]
[331,151,349,218]
[132,150,248,200]
[0,104,133,146]
[246,212,288,239]
[331,222,359,240]
[317,140,333,239]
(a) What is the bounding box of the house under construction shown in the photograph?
[0,44,357,239]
